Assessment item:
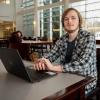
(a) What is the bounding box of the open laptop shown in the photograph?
[0,48,56,83]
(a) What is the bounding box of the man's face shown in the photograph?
[64,10,79,33]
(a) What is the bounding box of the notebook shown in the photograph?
[0,48,56,83]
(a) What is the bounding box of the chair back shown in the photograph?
[96,48,100,87]
[9,43,30,60]
[85,48,100,100]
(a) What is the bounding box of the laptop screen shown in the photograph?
[0,48,31,82]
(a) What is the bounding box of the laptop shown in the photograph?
[0,48,56,83]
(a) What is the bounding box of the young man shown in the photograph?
[9,31,23,43]
[34,8,97,94]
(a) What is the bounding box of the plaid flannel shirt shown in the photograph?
[44,29,97,94]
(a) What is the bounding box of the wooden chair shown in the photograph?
[9,43,30,60]
[85,48,100,100]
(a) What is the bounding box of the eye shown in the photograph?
[71,17,77,20]
[64,18,68,21]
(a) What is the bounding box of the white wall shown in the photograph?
[0,0,16,38]
[0,0,16,21]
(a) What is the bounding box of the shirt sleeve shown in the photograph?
[62,34,96,76]
[43,39,62,62]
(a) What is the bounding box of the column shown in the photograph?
[34,0,40,37]
[63,0,69,10]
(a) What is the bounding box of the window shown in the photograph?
[39,6,63,40]
[52,0,60,3]
[23,13,34,36]
[70,0,100,40]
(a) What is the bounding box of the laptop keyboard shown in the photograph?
[25,67,55,82]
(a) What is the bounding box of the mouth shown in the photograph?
[68,24,74,27]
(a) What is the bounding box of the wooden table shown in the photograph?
[22,40,52,46]
[0,38,8,47]
[22,40,53,55]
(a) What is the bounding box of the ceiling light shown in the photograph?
[6,0,10,4]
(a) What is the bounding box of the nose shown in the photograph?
[68,18,72,23]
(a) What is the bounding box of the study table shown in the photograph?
[22,40,53,49]
[0,38,8,48]
[0,60,94,100]
[22,40,53,45]
[22,40,53,55]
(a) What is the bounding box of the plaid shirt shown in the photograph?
[44,29,97,94]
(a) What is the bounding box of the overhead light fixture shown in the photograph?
[33,21,36,25]
[6,26,10,30]
[5,0,10,4]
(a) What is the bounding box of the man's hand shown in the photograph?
[41,58,54,71]
[41,58,63,72]
[33,58,47,71]
[33,58,63,72]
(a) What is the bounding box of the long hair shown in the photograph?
[15,30,23,37]
[9,31,22,43]
[61,8,82,28]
